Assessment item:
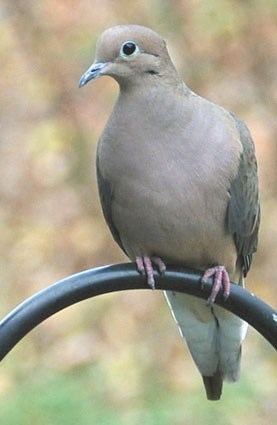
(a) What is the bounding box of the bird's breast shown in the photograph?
[97,92,241,272]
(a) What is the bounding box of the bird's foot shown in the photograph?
[135,256,166,289]
[201,265,231,306]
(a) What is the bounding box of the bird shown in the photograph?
[79,25,260,400]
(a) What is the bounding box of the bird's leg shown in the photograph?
[135,256,166,289]
[201,265,231,305]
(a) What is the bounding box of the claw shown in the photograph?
[135,257,145,275]
[201,265,231,305]
[152,256,166,274]
[143,256,155,289]
[135,256,166,289]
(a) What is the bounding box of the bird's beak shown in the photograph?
[79,62,107,88]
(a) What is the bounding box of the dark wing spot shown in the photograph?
[96,157,127,255]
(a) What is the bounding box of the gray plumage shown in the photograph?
[227,113,260,275]
[80,25,260,400]
[96,155,126,254]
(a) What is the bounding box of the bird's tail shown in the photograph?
[164,290,247,400]
[213,273,248,382]
[214,306,247,382]
[202,368,223,400]
[165,291,220,397]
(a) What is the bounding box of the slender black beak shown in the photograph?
[79,62,107,88]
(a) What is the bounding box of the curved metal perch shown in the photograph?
[0,263,276,361]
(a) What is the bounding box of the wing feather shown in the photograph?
[227,113,260,275]
[96,155,126,254]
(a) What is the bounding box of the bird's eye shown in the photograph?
[120,41,139,58]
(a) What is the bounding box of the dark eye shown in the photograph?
[120,41,139,58]
[122,42,136,55]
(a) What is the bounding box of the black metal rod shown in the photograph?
[0,263,276,361]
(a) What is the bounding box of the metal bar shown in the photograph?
[0,263,276,361]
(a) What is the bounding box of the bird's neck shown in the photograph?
[113,79,190,135]
[118,75,190,104]
[118,57,186,95]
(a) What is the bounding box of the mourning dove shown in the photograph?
[79,25,260,400]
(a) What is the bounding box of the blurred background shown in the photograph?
[0,1,276,424]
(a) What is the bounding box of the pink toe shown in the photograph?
[202,266,231,305]
[136,257,145,274]
[143,256,156,289]
[152,256,166,274]
[135,256,166,289]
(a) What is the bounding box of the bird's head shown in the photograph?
[79,25,178,89]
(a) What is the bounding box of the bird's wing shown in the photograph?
[227,113,260,276]
[96,155,127,255]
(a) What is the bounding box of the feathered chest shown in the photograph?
[98,92,241,202]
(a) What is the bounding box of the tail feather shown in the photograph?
[165,290,247,400]
[214,304,248,381]
[202,369,223,400]
[165,291,219,376]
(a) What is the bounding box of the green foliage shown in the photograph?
[0,366,272,425]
